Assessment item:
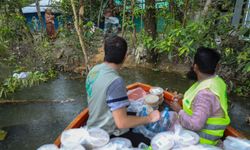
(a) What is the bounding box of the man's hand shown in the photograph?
[170,101,182,113]
[147,110,161,123]
[112,108,160,129]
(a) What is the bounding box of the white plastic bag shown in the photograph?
[13,72,30,79]
[127,87,147,113]
[37,144,59,150]
[109,137,132,148]
[132,125,156,139]
[151,131,175,150]
[85,128,110,149]
[173,144,222,150]
[127,97,145,113]
[60,144,86,150]
[172,124,200,148]
[93,143,124,150]
[60,128,89,149]
[223,136,250,150]
[150,124,200,150]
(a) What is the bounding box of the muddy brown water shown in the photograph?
[0,68,249,150]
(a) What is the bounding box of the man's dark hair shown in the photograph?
[104,36,127,64]
[194,47,221,75]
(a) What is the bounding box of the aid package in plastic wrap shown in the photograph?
[151,132,175,150]
[223,136,250,150]
[172,144,222,150]
[109,137,132,148]
[37,144,59,150]
[60,127,110,150]
[84,128,110,149]
[172,124,200,148]
[133,107,178,139]
[60,128,89,149]
[127,87,147,101]
[127,87,147,113]
[133,125,157,140]
[127,98,145,113]
[60,145,86,150]
[93,137,132,150]
[150,124,200,150]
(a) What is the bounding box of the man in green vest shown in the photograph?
[86,36,160,146]
[170,47,230,145]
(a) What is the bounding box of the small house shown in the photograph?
[22,0,61,31]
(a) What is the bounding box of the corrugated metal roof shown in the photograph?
[22,0,60,14]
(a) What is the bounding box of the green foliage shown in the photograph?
[54,0,101,21]
[21,38,56,70]
[138,30,155,50]
[0,70,57,98]
[134,1,249,96]
[0,70,57,99]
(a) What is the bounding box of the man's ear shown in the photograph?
[193,64,199,72]
[216,64,220,71]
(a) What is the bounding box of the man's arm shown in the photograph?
[171,90,215,131]
[106,77,160,129]
[112,107,160,129]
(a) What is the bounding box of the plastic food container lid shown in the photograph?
[151,132,175,150]
[109,137,132,148]
[87,128,110,148]
[144,94,159,105]
[150,87,164,95]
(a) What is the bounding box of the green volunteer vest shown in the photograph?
[86,63,128,136]
[183,75,230,145]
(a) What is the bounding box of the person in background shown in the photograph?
[103,8,120,38]
[31,16,39,33]
[170,47,230,145]
[45,8,56,39]
[86,36,160,147]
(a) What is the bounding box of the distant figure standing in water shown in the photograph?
[45,8,56,39]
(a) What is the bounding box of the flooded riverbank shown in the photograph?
[0,68,249,150]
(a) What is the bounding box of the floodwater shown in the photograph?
[0,68,249,150]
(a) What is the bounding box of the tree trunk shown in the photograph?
[144,0,157,39]
[97,0,104,27]
[169,0,175,20]
[182,0,190,27]
[71,0,89,74]
[202,0,212,16]
[79,0,84,21]
[121,0,127,37]
[35,0,44,33]
[131,0,137,51]
[144,0,157,62]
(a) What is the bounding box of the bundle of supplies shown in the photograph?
[151,124,200,150]
[223,136,250,150]
[133,105,177,139]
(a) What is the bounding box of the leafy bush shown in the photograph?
[0,70,57,99]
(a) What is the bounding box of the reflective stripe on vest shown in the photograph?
[203,124,227,130]
[182,76,230,145]
[199,132,221,141]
